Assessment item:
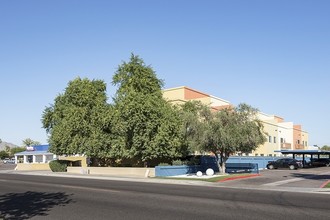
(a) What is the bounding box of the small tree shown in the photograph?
[22,138,41,147]
[10,147,26,157]
[0,151,9,159]
[184,102,266,173]
[321,145,330,151]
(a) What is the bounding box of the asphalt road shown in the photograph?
[0,174,329,220]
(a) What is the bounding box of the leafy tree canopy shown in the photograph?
[321,145,330,151]
[111,54,185,165]
[42,77,113,158]
[112,54,164,98]
[22,138,40,147]
[0,151,9,159]
[182,101,266,173]
[40,54,267,169]
[10,147,26,156]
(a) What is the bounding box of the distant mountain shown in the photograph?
[0,141,19,151]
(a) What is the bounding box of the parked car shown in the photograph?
[310,158,330,167]
[267,158,301,170]
[3,158,15,164]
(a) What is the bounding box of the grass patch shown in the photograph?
[323,182,330,188]
[156,173,258,182]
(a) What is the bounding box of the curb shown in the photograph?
[217,174,260,182]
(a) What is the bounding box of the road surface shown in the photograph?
[0,173,329,219]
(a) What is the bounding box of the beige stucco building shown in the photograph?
[163,86,232,110]
[253,113,308,156]
[163,86,309,157]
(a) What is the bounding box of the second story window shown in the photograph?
[274,136,276,143]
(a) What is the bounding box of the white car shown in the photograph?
[3,158,15,164]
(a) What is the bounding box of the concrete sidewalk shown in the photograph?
[0,169,216,187]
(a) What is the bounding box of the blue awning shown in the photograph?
[15,151,54,156]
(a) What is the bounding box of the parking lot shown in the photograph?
[0,163,16,171]
[218,166,330,189]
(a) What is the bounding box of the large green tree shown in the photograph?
[111,54,185,166]
[183,101,266,173]
[42,77,113,159]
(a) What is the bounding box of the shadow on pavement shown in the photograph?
[290,173,330,180]
[0,191,74,220]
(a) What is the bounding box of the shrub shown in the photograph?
[172,160,184,166]
[49,160,67,172]
[158,162,170,166]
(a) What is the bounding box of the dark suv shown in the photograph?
[267,158,301,170]
[310,158,330,167]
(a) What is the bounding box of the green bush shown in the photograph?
[158,162,170,166]
[172,160,184,166]
[49,160,67,172]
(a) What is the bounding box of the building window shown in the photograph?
[273,136,276,143]
[280,138,284,143]
[269,136,272,143]
[305,141,307,146]
[255,154,258,156]
[297,140,300,144]
[261,154,264,156]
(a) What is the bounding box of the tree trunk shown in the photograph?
[220,153,226,174]
[215,152,226,174]
[216,152,229,174]
[214,153,221,173]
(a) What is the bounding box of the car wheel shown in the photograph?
[268,165,274,170]
[289,165,295,170]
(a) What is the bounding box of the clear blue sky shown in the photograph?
[1,0,329,147]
